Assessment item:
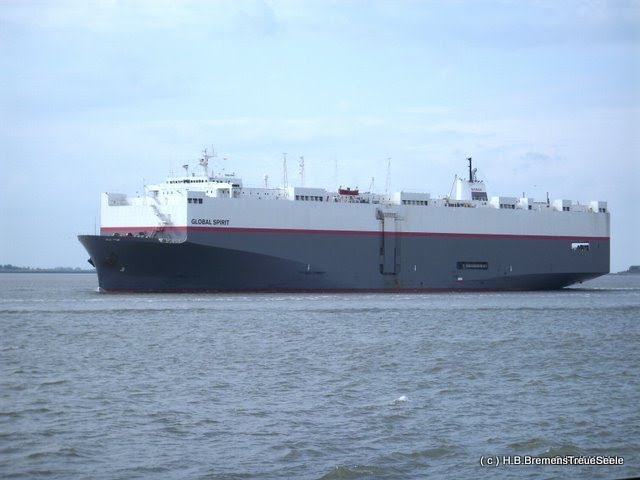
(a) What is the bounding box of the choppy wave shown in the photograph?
[318,464,387,479]
[1,273,639,480]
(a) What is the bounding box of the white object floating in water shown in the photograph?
[390,395,408,405]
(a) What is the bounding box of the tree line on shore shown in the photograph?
[0,264,94,273]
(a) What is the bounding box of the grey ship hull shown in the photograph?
[78,229,609,292]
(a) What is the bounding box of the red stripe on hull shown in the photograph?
[100,225,609,242]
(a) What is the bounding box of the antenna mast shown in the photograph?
[200,147,214,177]
[299,156,305,186]
[467,157,473,183]
[385,157,391,194]
[282,153,289,196]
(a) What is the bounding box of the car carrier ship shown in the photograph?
[78,154,610,292]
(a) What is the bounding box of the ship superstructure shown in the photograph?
[79,155,610,291]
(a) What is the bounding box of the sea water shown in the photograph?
[1,273,638,479]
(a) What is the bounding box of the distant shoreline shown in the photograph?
[0,266,95,274]
[615,266,640,275]
[0,271,96,274]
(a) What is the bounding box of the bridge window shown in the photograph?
[472,192,488,201]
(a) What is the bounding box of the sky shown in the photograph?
[1,0,638,271]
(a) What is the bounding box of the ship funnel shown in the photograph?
[454,158,487,201]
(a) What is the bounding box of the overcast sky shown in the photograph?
[1,0,638,271]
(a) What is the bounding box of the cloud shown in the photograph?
[271,0,640,49]
[520,151,559,167]
[0,0,281,36]
[1,0,638,269]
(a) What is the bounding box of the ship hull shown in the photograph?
[78,229,609,292]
